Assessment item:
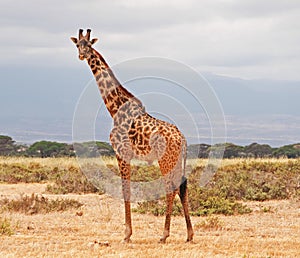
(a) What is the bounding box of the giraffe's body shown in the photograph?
[71,29,193,243]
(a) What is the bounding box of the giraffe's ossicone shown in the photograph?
[71,29,194,243]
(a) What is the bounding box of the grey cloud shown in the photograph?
[0,0,300,80]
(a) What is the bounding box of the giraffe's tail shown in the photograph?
[182,135,187,178]
[180,136,188,199]
[180,135,188,195]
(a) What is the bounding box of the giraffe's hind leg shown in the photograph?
[179,177,194,242]
[159,191,176,243]
[158,152,182,243]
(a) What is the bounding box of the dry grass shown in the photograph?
[0,183,299,257]
[0,156,77,168]
[0,193,83,215]
[0,157,300,257]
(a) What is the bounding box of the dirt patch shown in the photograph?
[0,183,47,198]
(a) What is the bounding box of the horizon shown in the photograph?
[3,133,299,149]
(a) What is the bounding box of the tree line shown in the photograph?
[188,142,300,159]
[1,135,300,158]
[0,135,114,158]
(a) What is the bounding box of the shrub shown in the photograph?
[45,165,101,194]
[133,198,183,216]
[132,159,300,216]
[0,217,14,236]
[0,194,83,214]
[191,197,251,216]
[0,162,50,183]
[211,159,300,200]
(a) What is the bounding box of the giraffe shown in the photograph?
[71,29,194,243]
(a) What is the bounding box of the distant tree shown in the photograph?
[244,143,273,158]
[273,144,300,158]
[14,144,29,156]
[27,141,74,157]
[95,141,115,156]
[73,141,114,157]
[2,134,300,159]
[222,143,244,158]
[0,135,16,156]
[187,144,210,158]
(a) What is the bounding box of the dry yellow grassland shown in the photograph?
[0,157,299,257]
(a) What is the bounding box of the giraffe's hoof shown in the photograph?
[188,233,194,242]
[122,238,132,244]
[159,238,166,244]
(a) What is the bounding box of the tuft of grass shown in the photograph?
[194,216,224,230]
[0,194,83,215]
[258,205,274,213]
[0,217,14,236]
[133,198,183,216]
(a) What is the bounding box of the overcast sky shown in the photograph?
[1,0,300,80]
[1,0,300,146]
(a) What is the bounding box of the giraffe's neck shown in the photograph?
[87,49,143,118]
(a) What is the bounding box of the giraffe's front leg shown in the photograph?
[123,199,132,243]
[117,156,132,243]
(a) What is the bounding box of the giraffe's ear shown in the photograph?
[70,37,78,44]
[90,38,98,45]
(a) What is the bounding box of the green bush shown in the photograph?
[133,198,183,216]
[27,141,74,157]
[132,159,300,216]
[210,160,300,201]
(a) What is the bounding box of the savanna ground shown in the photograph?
[0,157,299,257]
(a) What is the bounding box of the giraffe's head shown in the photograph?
[70,29,98,60]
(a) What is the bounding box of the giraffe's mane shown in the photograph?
[93,48,143,107]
